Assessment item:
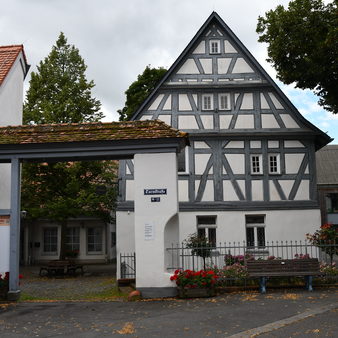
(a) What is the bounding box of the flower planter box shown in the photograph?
[178,287,216,298]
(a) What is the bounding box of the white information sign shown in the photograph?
[144,224,154,240]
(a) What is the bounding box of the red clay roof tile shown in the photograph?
[0,45,27,86]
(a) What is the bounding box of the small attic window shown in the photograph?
[209,40,220,54]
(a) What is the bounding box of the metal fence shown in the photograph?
[120,252,136,279]
[166,241,338,271]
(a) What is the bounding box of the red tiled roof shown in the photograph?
[0,45,27,86]
[0,120,188,145]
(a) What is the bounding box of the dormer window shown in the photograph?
[202,94,213,110]
[219,93,230,110]
[209,40,220,54]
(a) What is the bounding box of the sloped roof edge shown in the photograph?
[130,11,332,150]
[0,44,30,85]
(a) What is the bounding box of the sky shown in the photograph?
[1,0,336,143]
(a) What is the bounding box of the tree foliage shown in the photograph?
[23,32,103,124]
[118,65,167,121]
[257,0,338,114]
[21,32,116,259]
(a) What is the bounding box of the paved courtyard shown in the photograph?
[1,287,337,337]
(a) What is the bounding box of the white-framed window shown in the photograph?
[66,227,80,251]
[209,40,220,54]
[250,154,262,174]
[197,216,217,247]
[245,215,265,248]
[43,227,58,254]
[202,94,213,110]
[178,146,189,174]
[87,227,103,253]
[218,93,230,110]
[268,154,280,174]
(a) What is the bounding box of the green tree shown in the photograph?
[118,65,167,121]
[22,32,116,260]
[24,32,103,124]
[257,0,338,114]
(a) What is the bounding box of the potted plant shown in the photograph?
[170,269,218,298]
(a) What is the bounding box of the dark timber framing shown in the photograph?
[117,12,332,214]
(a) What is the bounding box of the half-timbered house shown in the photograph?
[116,12,331,269]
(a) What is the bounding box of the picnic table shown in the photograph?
[39,260,84,277]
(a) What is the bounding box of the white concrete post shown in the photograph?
[134,152,178,298]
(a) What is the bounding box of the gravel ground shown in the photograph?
[19,264,120,300]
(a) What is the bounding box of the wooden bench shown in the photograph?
[247,258,320,293]
[40,260,84,277]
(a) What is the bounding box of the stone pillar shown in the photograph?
[134,152,178,298]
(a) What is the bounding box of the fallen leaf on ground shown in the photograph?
[116,322,135,335]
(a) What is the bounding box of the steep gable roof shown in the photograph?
[316,145,338,185]
[0,45,29,86]
[131,12,331,150]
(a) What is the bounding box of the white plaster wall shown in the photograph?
[158,115,171,125]
[0,165,11,209]
[225,141,244,148]
[195,154,212,175]
[294,180,310,200]
[235,115,254,129]
[224,40,237,53]
[240,93,253,110]
[219,115,232,129]
[252,180,264,201]
[192,41,205,54]
[0,54,24,126]
[268,93,284,109]
[223,180,239,201]
[178,94,192,111]
[0,225,10,274]
[268,140,279,148]
[148,94,164,110]
[260,93,270,109]
[250,141,261,149]
[217,58,231,74]
[285,153,304,174]
[194,141,209,149]
[178,115,198,129]
[116,211,135,279]
[280,114,300,128]
[134,152,178,289]
[162,95,171,110]
[225,154,245,174]
[178,180,189,202]
[261,114,280,128]
[126,180,134,201]
[178,209,321,246]
[200,58,212,74]
[200,115,213,129]
[284,140,304,148]
[177,59,199,74]
[232,58,254,73]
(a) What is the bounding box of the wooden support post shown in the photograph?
[8,158,21,301]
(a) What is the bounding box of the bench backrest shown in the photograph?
[247,258,320,274]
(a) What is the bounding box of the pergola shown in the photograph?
[0,120,188,299]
